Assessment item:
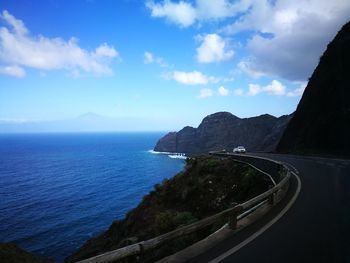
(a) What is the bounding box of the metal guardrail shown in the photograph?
[76,153,291,263]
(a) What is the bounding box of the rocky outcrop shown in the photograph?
[277,21,350,156]
[0,243,52,263]
[154,112,292,153]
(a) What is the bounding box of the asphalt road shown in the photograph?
[189,154,350,263]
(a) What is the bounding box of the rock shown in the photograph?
[277,21,350,156]
[0,243,53,263]
[154,112,292,153]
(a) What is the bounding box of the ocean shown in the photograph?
[0,133,185,262]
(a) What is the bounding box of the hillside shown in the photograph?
[0,243,52,263]
[65,156,270,262]
[154,112,292,154]
[277,21,350,156]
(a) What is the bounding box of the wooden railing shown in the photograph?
[76,153,291,263]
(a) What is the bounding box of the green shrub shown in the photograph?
[241,169,257,190]
[155,211,176,234]
[175,211,197,226]
[154,211,198,234]
[205,158,219,168]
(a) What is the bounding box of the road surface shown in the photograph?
[189,154,350,263]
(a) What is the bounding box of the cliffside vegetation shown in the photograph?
[66,156,270,263]
[0,243,53,263]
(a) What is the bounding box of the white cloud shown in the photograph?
[238,59,265,79]
[263,80,286,95]
[196,34,234,63]
[244,80,306,97]
[223,76,235,82]
[146,1,350,81]
[0,10,119,77]
[146,0,253,27]
[287,82,307,97]
[95,43,118,58]
[198,88,213,98]
[146,0,196,27]
[195,0,252,21]
[143,51,168,67]
[172,70,216,85]
[233,88,244,96]
[247,80,286,96]
[1,10,28,35]
[224,0,350,81]
[0,65,25,77]
[247,84,261,96]
[144,51,154,64]
[218,86,229,96]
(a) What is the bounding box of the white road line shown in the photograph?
[209,171,302,263]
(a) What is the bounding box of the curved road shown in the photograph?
[189,154,350,263]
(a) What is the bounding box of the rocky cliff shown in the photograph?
[154,112,292,153]
[277,22,350,156]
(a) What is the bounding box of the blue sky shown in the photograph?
[0,0,349,131]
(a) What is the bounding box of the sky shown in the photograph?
[0,0,349,131]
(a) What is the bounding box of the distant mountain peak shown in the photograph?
[204,111,238,119]
[258,113,276,118]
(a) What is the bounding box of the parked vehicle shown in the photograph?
[233,146,246,153]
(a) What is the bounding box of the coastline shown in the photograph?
[148,149,187,159]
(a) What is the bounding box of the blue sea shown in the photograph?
[0,133,185,262]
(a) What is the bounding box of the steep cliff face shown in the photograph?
[154,112,292,153]
[277,22,350,156]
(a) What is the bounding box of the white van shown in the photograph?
[233,146,246,153]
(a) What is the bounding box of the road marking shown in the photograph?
[209,171,302,263]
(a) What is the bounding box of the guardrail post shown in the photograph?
[267,184,275,206]
[229,213,237,229]
[229,206,242,229]
[268,193,275,205]
[136,243,144,262]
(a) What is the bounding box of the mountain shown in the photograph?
[154,112,292,153]
[277,21,350,156]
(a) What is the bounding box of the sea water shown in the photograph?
[0,133,185,262]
